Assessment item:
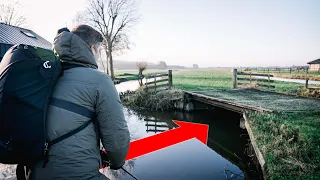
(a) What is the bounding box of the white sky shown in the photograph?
[5,0,320,67]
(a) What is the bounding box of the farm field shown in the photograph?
[171,69,312,96]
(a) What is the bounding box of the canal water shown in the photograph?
[0,80,263,180]
[100,107,262,180]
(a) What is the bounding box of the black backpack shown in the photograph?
[0,44,96,166]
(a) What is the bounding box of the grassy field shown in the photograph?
[170,69,317,97]
[172,69,233,90]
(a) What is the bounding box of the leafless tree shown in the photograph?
[0,1,26,27]
[83,0,139,80]
[136,61,147,86]
[99,43,110,74]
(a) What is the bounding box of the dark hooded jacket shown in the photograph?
[29,31,130,180]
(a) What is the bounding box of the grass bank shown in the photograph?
[120,88,184,111]
[248,111,320,179]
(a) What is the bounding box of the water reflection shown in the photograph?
[102,108,262,180]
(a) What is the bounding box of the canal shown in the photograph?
[100,107,263,180]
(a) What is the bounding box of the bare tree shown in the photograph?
[99,43,110,74]
[84,0,139,80]
[0,1,26,27]
[71,12,87,27]
[136,61,147,86]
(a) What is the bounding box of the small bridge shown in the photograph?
[184,89,320,113]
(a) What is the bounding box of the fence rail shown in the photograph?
[233,69,275,90]
[145,70,173,91]
[234,68,320,90]
[145,78,169,85]
[242,67,312,74]
[237,72,274,77]
[237,78,275,83]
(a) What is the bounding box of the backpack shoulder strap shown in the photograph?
[61,62,86,70]
[49,98,94,119]
[42,98,98,168]
[48,98,95,147]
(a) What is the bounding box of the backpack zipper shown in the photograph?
[43,59,60,157]
[44,142,48,155]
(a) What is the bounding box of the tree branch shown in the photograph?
[0,1,27,27]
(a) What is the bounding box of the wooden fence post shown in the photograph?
[154,76,157,92]
[305,68,309,89]
[145,76,148,90]
[168,70,173,89]
[268,74,270,90]
[233,69,238,89]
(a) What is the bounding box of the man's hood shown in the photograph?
[53,31,98,69]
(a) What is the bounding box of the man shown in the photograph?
[18,25,130,180]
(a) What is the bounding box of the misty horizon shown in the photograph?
[3,0,319,68]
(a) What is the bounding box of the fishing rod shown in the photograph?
[100,149,139,180]
[121,166,139,180]
[101,159,139,180]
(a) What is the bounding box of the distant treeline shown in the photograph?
[112,60,186,70]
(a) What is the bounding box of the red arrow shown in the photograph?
[125,120,209,161]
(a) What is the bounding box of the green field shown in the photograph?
[170,69,311,96]
[172,69,233,90]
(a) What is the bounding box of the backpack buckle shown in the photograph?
[6,137,12,145]
[44,143,49,155]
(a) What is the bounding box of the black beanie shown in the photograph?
[56,27,70,35]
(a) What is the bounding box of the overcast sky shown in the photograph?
[6,0,320,67]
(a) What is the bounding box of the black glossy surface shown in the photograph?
[101,108,262,180]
